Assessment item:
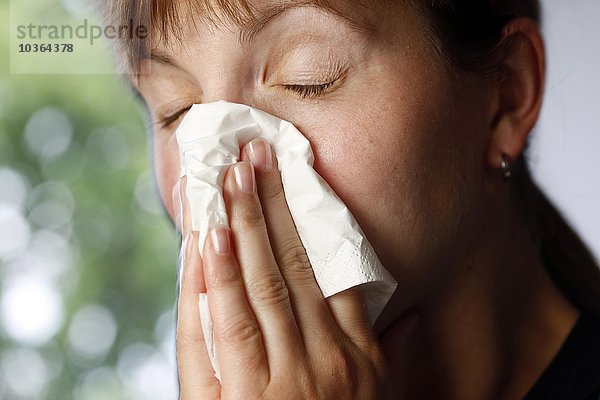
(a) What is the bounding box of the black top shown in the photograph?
[524,311,600,400]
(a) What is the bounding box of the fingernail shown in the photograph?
[210,226,231,256]
[234,161,256,193]
[247,138,273,172]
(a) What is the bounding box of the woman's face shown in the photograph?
[135,0,494,310]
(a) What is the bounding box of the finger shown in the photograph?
[202,225,269,389]
[241,138,335,337]
[221,161,303,363]
[181,176,192,235]
[177,231,221,399]
[325,288,378,346]
[177,177,193,292]
[172,177,182,234]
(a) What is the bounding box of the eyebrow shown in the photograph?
[149,0,375,67]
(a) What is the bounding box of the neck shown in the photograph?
[379,192,580,400]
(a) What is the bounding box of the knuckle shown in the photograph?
[206,264,239,289]
[285,259,314,284]
[278,240,313,277]
[217,315,261,344]
[248,275,290,307]
[345,344,388,400]
[268,362,318,400]
[233,199,266,230]
[176,329,203,351]
[332,347,358,388]
[262,178,285,204]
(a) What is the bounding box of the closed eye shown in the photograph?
[157,81,337,129]
[283,81,336,99]
[156,105,192,129]
[156,72,342,129]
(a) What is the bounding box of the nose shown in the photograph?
[184,26,265,109]
[186,35,281,120]
[197,59,255,106]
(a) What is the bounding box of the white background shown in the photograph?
[531,0,600,261]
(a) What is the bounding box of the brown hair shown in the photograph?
[102,0,600,314]
[101,0,371,75]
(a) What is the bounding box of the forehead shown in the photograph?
[150,0,378,46]
[112,0,385,75]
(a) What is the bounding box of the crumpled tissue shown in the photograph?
[176,100,397,381]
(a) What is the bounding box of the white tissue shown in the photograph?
[176,100,397,381]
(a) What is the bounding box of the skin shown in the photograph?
[132,1,580,398]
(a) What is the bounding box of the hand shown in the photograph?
[176,138,390,399]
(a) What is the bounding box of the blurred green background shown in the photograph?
[0,0,180,399]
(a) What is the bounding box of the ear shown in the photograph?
[486,18,545,169]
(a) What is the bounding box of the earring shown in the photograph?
[500,154,512,182]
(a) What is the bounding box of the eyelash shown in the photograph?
[157,76,342,129]
[157,106,192,129]
[282,80,337,99]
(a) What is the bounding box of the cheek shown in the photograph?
[153,133,181,224]
[301,106,425,267]
[290,70,474,280]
